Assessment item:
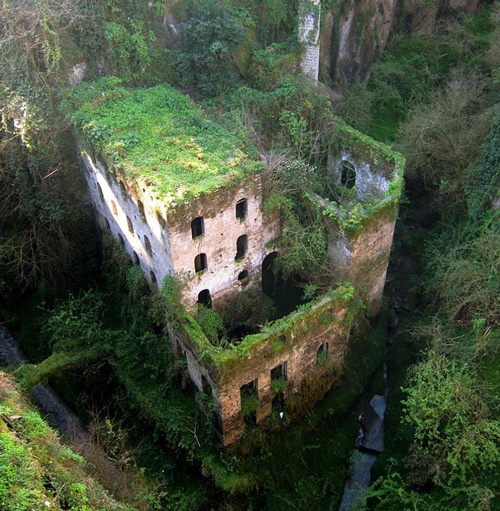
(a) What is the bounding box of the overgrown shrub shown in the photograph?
[177,0,245,96]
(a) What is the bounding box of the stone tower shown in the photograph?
[299,0,321,81]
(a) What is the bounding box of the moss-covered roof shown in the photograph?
[65,77,265,207]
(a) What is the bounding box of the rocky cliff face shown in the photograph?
[320,0,482,84]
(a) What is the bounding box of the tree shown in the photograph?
[177,0,244,97]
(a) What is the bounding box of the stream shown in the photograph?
[339,308,399,511]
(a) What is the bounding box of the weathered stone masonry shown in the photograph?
[299,0,321,81]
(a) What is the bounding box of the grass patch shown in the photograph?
[0,371,132,511]
[64,78,265,207]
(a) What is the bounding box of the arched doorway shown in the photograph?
[262,252,278,296]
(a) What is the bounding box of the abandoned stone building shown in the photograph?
[70,78,403,446]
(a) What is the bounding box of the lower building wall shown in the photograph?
[170,295,353,446]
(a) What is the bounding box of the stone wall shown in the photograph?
[170,294,353,446]
[328,149,393,201]
[349,209,396,314]
[166,174,281,309]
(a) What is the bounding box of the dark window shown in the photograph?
[317,343,329,364]
[191,217,204,238]
[144,235,152,256]
[156,210,167,230]
[235,235,248,260]
[119,180,127,199]
[197,289,212,308]
[201,375,211,394]
[236,198,248,220]
[117,233,125,246]
[97,183,104,202]
[272,392,285,415]
[127,216,134,234]
[194,253,207,273]
[111,200,118,215]
[238,270,249,281]
[104,218,111,231]
[138,200,147,223]
[340,161,356,189]
[132,251,140,265]
[271,362,287,381]
[150,271,158,288]
[262,251,278,296]
[240,379,258,426]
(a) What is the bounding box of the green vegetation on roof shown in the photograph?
[65,77,265,207]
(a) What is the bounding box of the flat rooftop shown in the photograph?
[66,78,265,207]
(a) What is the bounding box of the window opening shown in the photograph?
[144,235,152,256]
[340,161,356,189]
[197,289,212,308]
[272,392,285,416]
[156,210,167,230]
[97,183,104,202]
[126,216,134,234]
[138,200,147,223]
[119,180,127,199]
[235,235,248,260]
[240,380,258,426]
[262,252,278,296]
[132,251,140,266]
[236,198,248,220]
[194,253,208,273]
[117,233,125,247]
[191,217,205,239]
[104,218,111,231]
[271,362,287,382]
[317,343,329,365]
[238,270,249,281]
[111,200,118,215]
[150,271,158,288]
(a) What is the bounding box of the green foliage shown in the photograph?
[240,393,260,416]
[66,80,264,207]
[270,379,287,394]
[226,75,332,158]
[196,305,227,347]
[177,0,245,96]
[248,40,300,90]
[276,201,328,281]
[43,290,108,352]
[105,20,154,83]
[0,373,131,511]
[424,226,500,327]
[369,347,500,511]
[468,107,500,219]
[398,72,490,207]
[333,82,374,133]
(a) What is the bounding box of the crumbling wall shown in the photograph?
[166,174,281,309]
[216,296,351,445]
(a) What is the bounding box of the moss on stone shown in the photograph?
[64,77,265,208]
